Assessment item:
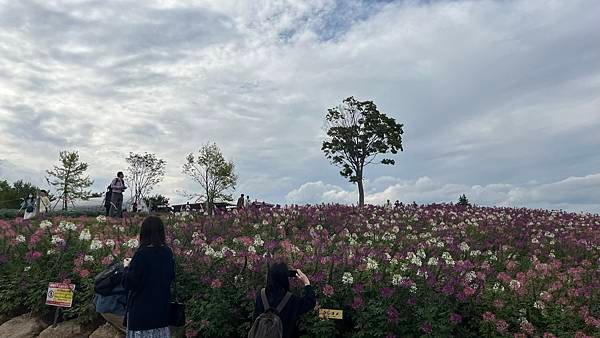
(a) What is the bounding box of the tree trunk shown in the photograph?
[357,177,365,207]
[63,188,68,211]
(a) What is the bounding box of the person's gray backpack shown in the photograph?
[248,288,292,338]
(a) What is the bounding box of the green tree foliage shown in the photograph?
[182,142,237,214]
[126,152,167,205]
[0,180,38,209]
[457,194,470,207]
[322,97,404,206]
[143,194,170,208]
[46,151,94,211]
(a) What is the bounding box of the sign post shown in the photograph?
[319,308,343,320]
[46,283,75,327]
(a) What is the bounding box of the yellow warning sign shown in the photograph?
[319,308,343,320]
[46,283,75,308]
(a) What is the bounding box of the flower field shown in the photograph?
[0,204,599,337]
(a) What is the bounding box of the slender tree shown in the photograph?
[182,142,237,214]
[46,151,93,210]
[125,152,166,206]
[322,97,404,206]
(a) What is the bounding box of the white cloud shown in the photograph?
[286,173,600,213]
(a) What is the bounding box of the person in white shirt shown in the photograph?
[38,190,51,215]
[245,195,251,208]
[109,172,127,218]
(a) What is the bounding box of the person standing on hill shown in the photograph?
[245,195,251,208]
[109,172,126,218]
[237,194,245,209]
[104,186,112,216]
[122,216,174,338]
[20,194,37,220]
[38,190,51,215]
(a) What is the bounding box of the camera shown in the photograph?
[288,269,298,277]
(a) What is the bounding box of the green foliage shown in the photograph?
[126,152,167,205]
[46,151,94,211]
[0,180,39,209]
[182,142,237,213]
[143,194,170,208]
[322,97,404,206]
[458,194,470,207]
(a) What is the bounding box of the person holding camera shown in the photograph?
[249,262,316,338]
[109,171,126,218]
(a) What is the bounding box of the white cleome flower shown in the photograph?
[342,272,354,285]
[47,249,56,255]
[84,255,94,262]
[365,257,379,271]
[392,274,408,286]
[442,252,455,265]
[39,220,53,229]
[105,239,116,247]
[79,229,91,241]
[459,242,470,252]
[90,239,104,251]
[124,238,139,249]
[96,215,107,222]
[16,235,26,243]
[51,235,65,246]
[59,221,77,232]
[253,235,264,247]
[427,257,439,266]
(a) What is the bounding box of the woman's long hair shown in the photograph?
[266,262,290,293]
[139,215,166,248]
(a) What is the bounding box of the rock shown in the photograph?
[0,314,48,338]
[37,319,93,338]
[89,323,125,338]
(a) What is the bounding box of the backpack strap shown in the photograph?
[260,288,271,311]
[275,292,292,314]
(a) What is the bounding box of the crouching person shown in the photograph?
[94,265,127,333]
[249,262,316,338]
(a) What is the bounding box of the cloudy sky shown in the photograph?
[1,0,599,212]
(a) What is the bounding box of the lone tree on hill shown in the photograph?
[46,151,93,211]
[182,142,237,214]
[126,152,166,206]
[457,194,470,207]
[322,97,404,206]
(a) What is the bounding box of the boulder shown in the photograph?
[89,323,125,338]
[0,314,48,338]
[37,319,93,338]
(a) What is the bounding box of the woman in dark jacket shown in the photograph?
[252,262,316,338]
[123,216,174,338]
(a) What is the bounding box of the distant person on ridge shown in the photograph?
[237,194,245,209]
[104,185,112,216]
[245,195,251,208]
[109,172,126,218]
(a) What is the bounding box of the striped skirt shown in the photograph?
[126,327,170,338]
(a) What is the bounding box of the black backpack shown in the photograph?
[248,288,292,338]
[104,186,112,205]
[94,262,126,296]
